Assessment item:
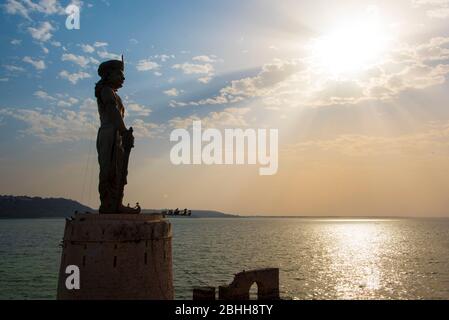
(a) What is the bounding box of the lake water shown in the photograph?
[0,218,448,299]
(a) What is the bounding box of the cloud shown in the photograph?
[3,0,66,20]
[163,88,181,97]
[313,80,365,106]
[169,107,251,129]
[27,21,54,42]
[97,50,121,60]
[0,105,97,143]
[288,121,449,158]
[94,41,108,47]
[169,36,449,109]
[93,42,122,60]
[80,44,95,53]
[131,119,162,138]
[57,97,79,108]
[153,54,174,62]
[172,59,216,84]
[34,90,79,107]
[42,0,66,14]
[2,0,85,25]
[59,70,91,84]
[126,103,152,117]
[3,64,25,72]
[136,59,160,71]
[34,90,56,101]
[27,0,65,15]
[192,55,216,63]
[226,59,301,96]
[61,53,98,68]
[170,58,301,107]
[23,56,46,70]
[79,97,97,111]
[77,42,117,61]
[168,95,229,108]
[4,0,32,20]
[135,54,175,72]
[427,7,449,18]
[412,0,449,18]
[198,75,213,84]
[11,39,22,45]
[172,62,214,75]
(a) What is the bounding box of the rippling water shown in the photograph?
[0,218,448,299]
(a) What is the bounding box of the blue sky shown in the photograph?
[2,0,449,216]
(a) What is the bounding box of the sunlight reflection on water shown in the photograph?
[172,218,449,299]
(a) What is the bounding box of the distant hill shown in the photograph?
[187,210,239,218]
[0,195,238,219]
[0,195,93,219]
[142,209,239,218]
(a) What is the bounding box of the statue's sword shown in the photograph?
[119,127,134,206]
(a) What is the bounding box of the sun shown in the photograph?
[308,14,391,76]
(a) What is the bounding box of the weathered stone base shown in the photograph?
[218,268,280,300]
[57,213,173,300]
[192,268,280,300]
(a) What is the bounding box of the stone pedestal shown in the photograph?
[57,213,173,300]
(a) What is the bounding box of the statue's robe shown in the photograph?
[96,85,127,213]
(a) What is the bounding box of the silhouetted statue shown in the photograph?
[95,57,140,214]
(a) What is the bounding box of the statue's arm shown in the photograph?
[101,87,127,133]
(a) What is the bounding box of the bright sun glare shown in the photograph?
[309,11,391,76]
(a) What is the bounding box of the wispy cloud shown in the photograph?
[192,55,217,63]
[59,70,91,84]
[3,0,72,20]
[27,21,54,42]
[80,44,95,53]
[131,119,162,138]
[23,56,46,70]
[163,88,181,97]
[61,53,99,68]
[171,55,219,83]
[126,103,152,117]
[3,64,25,73]
[34,90,79,107]
[286,121,449,158]
[93,41,108,48]
[0,105,97,143]
[172,62,214,75]
[136,58,160,71]
[97,50,121,60]
[169,107,251,129]
[412,0,449,18]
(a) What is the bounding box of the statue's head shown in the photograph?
[97,58,125,89]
